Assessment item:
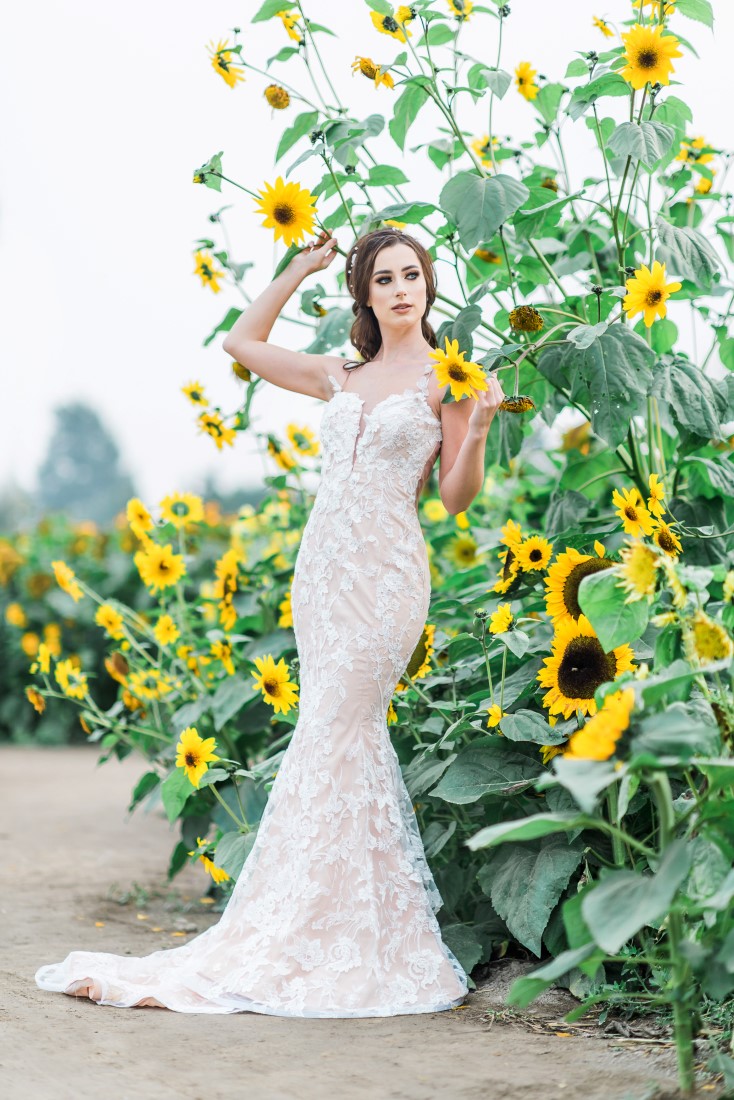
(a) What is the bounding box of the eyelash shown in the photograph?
[376,272,419,284]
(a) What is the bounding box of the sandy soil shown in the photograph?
[1,746,723,1100]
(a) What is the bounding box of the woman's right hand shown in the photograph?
[291,230,340,277]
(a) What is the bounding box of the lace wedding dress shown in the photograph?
[34,360,469,1017]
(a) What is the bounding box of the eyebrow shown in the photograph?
[373,264,420,275]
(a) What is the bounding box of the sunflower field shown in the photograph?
[10,0,734,1092]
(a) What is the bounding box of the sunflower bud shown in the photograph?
[500,395,536,414]
[509,305,544,333]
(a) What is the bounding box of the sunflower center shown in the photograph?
[273,203,296,226]
[529,548,542,563]
[645,289,663,305]
[562,557,614,618]
[557,636,617,700]
[657,529,676,552]
[185,752,197,766]
[383,16,399,30]
[637,48,658,69]
[264,678,280,695]
[449,366,468,382]
[624,505,639,521]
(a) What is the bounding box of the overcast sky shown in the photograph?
[1,1,730,506]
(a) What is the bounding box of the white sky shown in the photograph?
[1,1,730,504]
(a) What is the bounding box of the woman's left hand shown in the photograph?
[467,371,504,435]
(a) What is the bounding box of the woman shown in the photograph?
[35,226,505,1017]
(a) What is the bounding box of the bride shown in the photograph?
[35,226,505,1017]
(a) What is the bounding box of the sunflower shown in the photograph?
[493,546,521,594]
[26,685,46,714]
[564,687,635,761]
[387,700,398,724]
[545,544,613,627]
[538,614,635,719]
[447,0,473,21]
[370,9,413,41]
[128,669,174,700]
[44,623,62,655]
[267,438,298,471]
[231,361,251,382]
[198,411,237,451]
[489,604,513,635]
[193,250,225,293]
[264,84,290,109]
[723,571,734,604]
[21,632,40,657]
[278,585,293,629]
[515,61,539,101]
[251,654,299,714]
[188,838,231,884]
[286,423,320,457]
[182,381,208,407]
[55,657,88,701]
[134,542,186,593]
[539,742,566,765]
[277,10,303,42]
[682,610,734,667]
[623,261,681,327]
[154,614,180,647]
[253,176,318,248]
[500,395,535,414]
[176,727,221,788]
[126,497,154,538]
[429,337,488,401]
[351,56,395,90]
[402,623,436,682]
[206,38,245,89]
[473,247,502,264]
[487,703,506,728]
[211,639,235,676]
[160,492,205,529]
[647,472,666,519]
[612,486,656,538]
[448,533,480,568]
[509,305,544,332]
[620,23,683,90]
[677,135,714,166]
[592,16,614,38]
[501,519,523,548]
[29,640,51,675]
[105,651,129,684]
[471,135,499,168]
[5,602,26,627]
[95,604,125,640]
[515,535,553,572]
[652,520,682,557]
[694,176,714,196]
[617,540,660,603]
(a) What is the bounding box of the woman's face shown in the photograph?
[366,241,427,332]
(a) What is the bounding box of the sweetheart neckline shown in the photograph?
[330,387,442,429]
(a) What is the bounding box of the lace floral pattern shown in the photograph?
[34,362,469,1018]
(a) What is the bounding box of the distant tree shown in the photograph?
[36,402,136,524]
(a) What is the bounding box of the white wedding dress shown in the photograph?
[34,360,469,1017]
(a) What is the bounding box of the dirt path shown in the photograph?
[1,746,716,1099]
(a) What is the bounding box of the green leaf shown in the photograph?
[211,677,256,732]
[275,110,320,162]
[128,770,160,812]
[684,456,734,500]
[533,83,566,126]
[606,121,676,168]
[214,831,256,878]
[469,65,512,99]
[467,812,593,850]
[440,922,484,972]
[498,710,567,746]
[252,0,299,20]
[651,356,722,438]
[388,81,430,150]
[565,59,589,79]
[370,200,436,226]
[366,165,409,187]
[542,757,619,814]
[477,836,585,955]
[652,95,693,134]
[538,325,654,448]
[440,172,529,253]
[567,73,629,121]
[676,0,714,28]
[506,945,601,1009]
[656,217,723,284]
[160,767,195,824]
[303,307,353,353]
[578,567,649,651]
[581,840,692,954]
[431,740,541,804]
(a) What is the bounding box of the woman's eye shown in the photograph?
[377,272,419,283]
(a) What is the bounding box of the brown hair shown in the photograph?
[344,228,439,364]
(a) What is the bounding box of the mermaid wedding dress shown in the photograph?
[34,360,469,1017]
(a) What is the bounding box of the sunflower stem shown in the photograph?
[499,646,507,712]
[208,781,248,829]
[605,783,627,867]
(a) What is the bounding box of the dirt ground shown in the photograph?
[1,746,725,1100]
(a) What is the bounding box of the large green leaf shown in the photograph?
[656,217,723,284]
[211,677,257,732]
[606,121,676,168]
[477,836,585,955]
[499,710,568,746]
[389,80,430,150]
[215,830,256,878]
[275,110,320,162]
[538,757,619,814]
[578,567,649,651]
[160,767,195,824]
[538,325,654,448]
[676,0,714,27]
[581,840,692,953]
[440,172,529,252]
[440,922,484,972]
[650,355,723,438]
[506,944,602,1008]
[567,73,628,120]
[430,740,541,804]
[467,812,593,851]
[683,456,734,500]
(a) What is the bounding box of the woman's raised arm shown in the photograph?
[222,233,346,401]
